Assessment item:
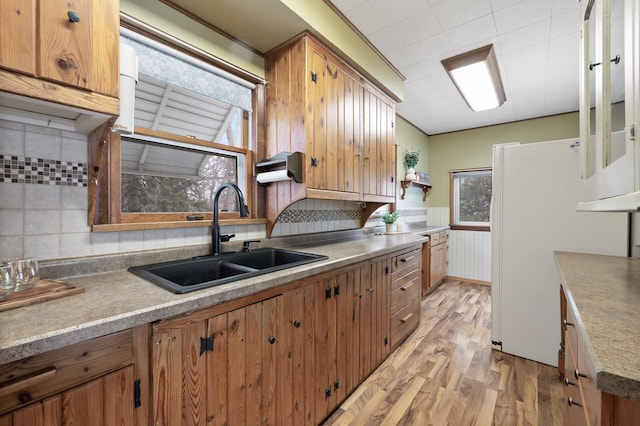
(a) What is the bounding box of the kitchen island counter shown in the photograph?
[0,231,426,364]
[555,251,640,402]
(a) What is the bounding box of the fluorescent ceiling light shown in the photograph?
[441,44,506,112]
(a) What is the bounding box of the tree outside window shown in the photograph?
[450,168,492,231]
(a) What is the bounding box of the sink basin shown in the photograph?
[128,248,328,294]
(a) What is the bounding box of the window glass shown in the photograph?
[451,169,492,229]
[120,137,240,214]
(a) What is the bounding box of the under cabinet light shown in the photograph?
[441,44,506,112]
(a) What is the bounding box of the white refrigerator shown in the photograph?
[491,139,628,367]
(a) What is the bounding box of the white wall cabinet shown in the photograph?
[578,0,640,205]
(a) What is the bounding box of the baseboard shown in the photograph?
[445,275,491,286]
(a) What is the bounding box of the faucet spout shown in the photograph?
[212,183,249,255]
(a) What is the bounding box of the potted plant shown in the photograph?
[381,211,400,233]
[404,151,419,181]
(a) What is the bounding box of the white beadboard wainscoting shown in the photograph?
[447,230,492,283]
[427,207,491,283]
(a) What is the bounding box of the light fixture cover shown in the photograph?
[441,44,506,112]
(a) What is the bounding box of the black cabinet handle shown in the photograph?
[574,369,588,380]
[567,397,582,407]
[268,336,276,344]
[292,320,301,328]
[67,11,80,22]
[564,378,576,387]
[563,319,574,327]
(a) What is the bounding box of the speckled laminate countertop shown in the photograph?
[554,251,640,402]
[0,232,427,365]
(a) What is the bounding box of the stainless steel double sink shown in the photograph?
[128,248,328,294]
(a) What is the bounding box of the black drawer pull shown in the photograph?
[567,397,583,407]
[574,369,588,380]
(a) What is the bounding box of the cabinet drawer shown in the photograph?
[390,297,420,348]
[391,276,420,310]
[391,267,420,291]
[430,232,440,245]
[0,329,133,414]
[438,231,448,244]
[391,248,420,275]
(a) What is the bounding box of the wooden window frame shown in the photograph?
[88,21,267,233]
[449,167,492,232]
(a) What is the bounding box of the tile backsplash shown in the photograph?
[1,154,88,187]
[1,119,407,262]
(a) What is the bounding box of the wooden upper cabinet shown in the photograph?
[264,34,396,233]
[39,0,119,97]
[307,48,362,196]
[0,0,36,75]
[0,0,119,115]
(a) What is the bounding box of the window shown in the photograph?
[89,25,264,231]
[450,168,492,231]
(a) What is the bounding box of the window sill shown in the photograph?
[91,218,268,233]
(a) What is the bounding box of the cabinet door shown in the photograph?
[369,257,390,367]
[39,0,118,96]
[307,48,362,197]
[0,0,36,75]
[429,243,439,287]
[363,90,396,199]
[152,296,293,426]
[2,366,134,426]
[152,320,207,425]
[314,276,338,421]
[421,240,431,294]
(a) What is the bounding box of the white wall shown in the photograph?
[427,207,491,283]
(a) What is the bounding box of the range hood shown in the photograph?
[0,91,113,134]
[576,191,640,212]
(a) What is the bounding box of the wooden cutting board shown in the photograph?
[0,279,84,312]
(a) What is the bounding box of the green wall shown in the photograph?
[395,116,429,207]
[121,0,266,78]
[427,112,579,206]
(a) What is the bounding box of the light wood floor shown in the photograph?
[323,279,565,426]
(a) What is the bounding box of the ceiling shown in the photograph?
[165,0,583,135]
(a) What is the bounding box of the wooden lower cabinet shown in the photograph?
[152,292,312,425]
[0,366,134,426]
[390,247,421,349]
[0,326,147,426]
[560,287,640,425]
[151,248,415,425]
[429,231,448,289]
[422,231,448,296]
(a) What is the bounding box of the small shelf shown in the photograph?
[400,180,432,201]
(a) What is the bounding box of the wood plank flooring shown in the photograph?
[323,279,565,426]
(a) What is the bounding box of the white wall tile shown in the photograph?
[61,134,88,163]
[166,228,187,247]
[143,229,168,250]
[0,121,25,155]
[61,210,91,233]
[0,236,23,260]
[60,233,92,258]
[24,210,60,235]
[119,231,145,252]
[24,234,60,260]
[61,186,88,210]
[0,183,24,209]
[0,210,24,237]
[25,127,61,159]
[90,232,120,255]
[25,185,61,210]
